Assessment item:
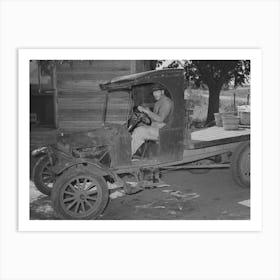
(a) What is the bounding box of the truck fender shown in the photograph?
[54,160,110,178]
[31,146,48,157]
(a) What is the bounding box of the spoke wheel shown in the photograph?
[51,167,109,220]
[33,155,55,196]
[231,141,250,188]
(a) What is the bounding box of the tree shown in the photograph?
[134,60,158,72]
[147,60,158,70]
[184,60,250,123]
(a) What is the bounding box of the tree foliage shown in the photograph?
[184,60,250,89]
[158,60,250,123]
[185,60,250,123]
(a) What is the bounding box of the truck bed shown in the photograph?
[189,126,250,149]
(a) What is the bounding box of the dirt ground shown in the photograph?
[30,168,250,220]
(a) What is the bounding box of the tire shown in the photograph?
[51,166,109,220]
[33,155,55,196]
[231,141,250,188]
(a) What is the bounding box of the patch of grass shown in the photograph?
[186,87,250,126]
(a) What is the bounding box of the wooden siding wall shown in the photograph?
[57,60,132,131]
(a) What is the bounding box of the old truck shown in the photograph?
[32,68,250,219]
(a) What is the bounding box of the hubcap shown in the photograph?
[60,176,102,217]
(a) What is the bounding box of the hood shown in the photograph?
[55,123,128,152]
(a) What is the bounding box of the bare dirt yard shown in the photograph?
[30,169,250,220]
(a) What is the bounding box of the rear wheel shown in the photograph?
[231,142,250,188]
[33,155,55,196]
[51,166,109,220]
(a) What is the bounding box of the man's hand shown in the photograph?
[137,106,151,115]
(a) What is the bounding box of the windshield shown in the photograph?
[102,91,131,126]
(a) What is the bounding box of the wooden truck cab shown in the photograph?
[100,68,186,163]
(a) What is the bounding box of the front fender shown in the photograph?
[52,159,111,177]
[31,146,48,157]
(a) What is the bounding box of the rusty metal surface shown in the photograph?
[51,123,131,171]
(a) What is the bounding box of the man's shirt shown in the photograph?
[153,95,173,124]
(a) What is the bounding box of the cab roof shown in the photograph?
[99,68,184,91]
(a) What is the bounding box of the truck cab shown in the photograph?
[100,68,186,164]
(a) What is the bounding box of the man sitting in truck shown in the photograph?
[131,89,173,156]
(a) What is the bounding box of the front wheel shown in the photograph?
[231,142,250,188]
[51,166,109,220]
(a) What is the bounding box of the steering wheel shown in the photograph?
[127,107,152,133]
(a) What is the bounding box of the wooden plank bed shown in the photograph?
[189,126,250,149]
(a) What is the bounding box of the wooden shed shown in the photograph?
[30,60,155,148]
